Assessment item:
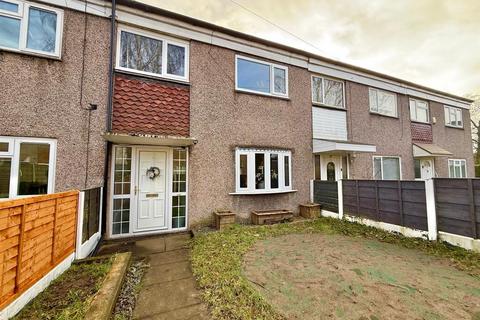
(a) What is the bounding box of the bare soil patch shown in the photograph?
[243,233,480,320]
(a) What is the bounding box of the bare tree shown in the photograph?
[468,94,480,175]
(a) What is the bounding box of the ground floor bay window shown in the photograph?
[234,148,292,194]
[109,145,188,238]
[0,136,56,199]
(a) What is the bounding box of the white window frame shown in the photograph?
[115,25,190,82]
[444,105,463,128]
[448,159,467,178]
[235,55,289,98]
[0,136,56,199]
[0,0,63,58]
[409,98,430,123]
[311,75,345,109]
[369,87,397,117]
[372,156,402,180]
[234,148,292,194]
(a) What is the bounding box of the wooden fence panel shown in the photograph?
[0,191,78,310]
[313,180,338,213]
[342,180,428,231]
[435,178,480,239]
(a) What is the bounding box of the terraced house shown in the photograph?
[0,0,474,239]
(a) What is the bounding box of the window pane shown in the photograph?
[373,158,382,179]
[18,143,50,195]
[26,7,57,53]
[173,149,186,193]
[255,153,265,189]
[237,58,270,93]
[0,0,18,12]
[172,195,186,228]
[461,162,466,177]
[270,154,278,189]
[284,155,290,187]
[324,79,343,108]
[448,161,455,177]
[114,147,132,195]
[444,107,450,125]
[120,31,163,75]
[273,67,286,94]
[383,158,400,180]
[369,89,378,112]
[0,142,8,152]
[312,77,323,103]
[239,154,247,188]
[409,100,416,121]
[0,16,20,49]
[376,91,396,117]
[167,43,185,76]
[414,159,421,179]
[0,158,11,198]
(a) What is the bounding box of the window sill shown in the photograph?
[235,89,290,100]
[312,102,346,111]
[0,47,61,61]
[115,68,190,85]
[369,111,398,119]
[229,189,297,195]
[411,120,431,125]
[445,125,464,130]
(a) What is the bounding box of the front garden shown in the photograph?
[190,217,480,320]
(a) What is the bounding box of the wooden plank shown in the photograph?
[355,180,360,215]
[468,179,478,239]
[0,191,79,210]
[51,198,59,265]
[398,181,404,226]
[375,180,380,221]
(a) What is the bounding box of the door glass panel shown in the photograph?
[18,143,50,195]
[172,195,186,228]
[112,198,130,235]
[0,158,11,198]
[270,154,278,189]
[342,156,348,179]
[414,159,421,179]
[327,162,335,181]
[314,155,321,180]
[255,153,265,189]
[114,147,132,195]
[173,149,186,193]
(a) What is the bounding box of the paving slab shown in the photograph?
[143,261,192,286]
[138,303,209,320]
[134,277,203,319]
[148,249,189,267]
[165,233,191,251]
[133,237,167,256]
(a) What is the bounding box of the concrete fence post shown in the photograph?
[75,191,85,260]
[425,179,437,241]
[338,179,344,220]
[310,179,314,203]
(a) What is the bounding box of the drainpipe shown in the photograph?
[101,0,116,237]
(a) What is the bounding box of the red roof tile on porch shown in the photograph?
[112,75,190,137]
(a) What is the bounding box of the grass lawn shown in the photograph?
[190,217,480,320]
[13,256,112,320]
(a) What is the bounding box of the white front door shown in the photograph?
[136,150,167,231]
[420,158,434,179]
[320,155,343,181]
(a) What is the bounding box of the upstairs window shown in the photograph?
[369,88,397,117]
[409,98,429,123]
[117,26,189,81]
[444,105,463,128]
[0,0,63,57]
[235,148,292,194]
[312,75,344,108]
[235,55,288,97]
[448,159,466,178]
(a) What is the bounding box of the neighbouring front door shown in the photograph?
[420,158,434,180]
[136,150,167,231]
[319,155,344,181]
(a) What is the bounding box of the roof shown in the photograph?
[115,0,473,104]
[413,143,452,157]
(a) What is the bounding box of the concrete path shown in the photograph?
[97,233,209,319]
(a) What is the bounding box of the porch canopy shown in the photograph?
[103,132,197,146]
[313,139,376,154]
[413,143,452,158]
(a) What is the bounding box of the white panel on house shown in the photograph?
[312,107,347,141]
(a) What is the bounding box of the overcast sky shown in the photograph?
[143,0,479,97]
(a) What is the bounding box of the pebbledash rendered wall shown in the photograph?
[0,7,110,191]
[188,41,313,224]
[345,82,474,179]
